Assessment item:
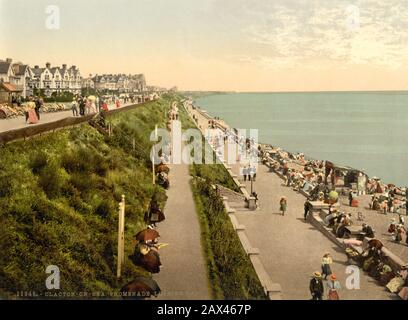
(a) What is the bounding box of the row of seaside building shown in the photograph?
[0,57,153,103]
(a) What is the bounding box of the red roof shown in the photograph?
[0,82,22,92]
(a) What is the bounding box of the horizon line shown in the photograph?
[180,89,408,94]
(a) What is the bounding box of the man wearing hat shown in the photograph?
[309,271,324,300]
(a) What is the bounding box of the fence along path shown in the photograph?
[0,101,149,144]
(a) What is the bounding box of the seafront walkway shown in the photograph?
[153,123,210,300]
[186,104,396,300]
[0,102,133,133]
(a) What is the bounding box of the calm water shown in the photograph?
[195,92,408,186]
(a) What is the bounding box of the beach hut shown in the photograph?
[328,163,368,193]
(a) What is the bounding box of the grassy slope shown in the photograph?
[0,96,172,299]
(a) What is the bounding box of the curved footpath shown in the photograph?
[188,104,396,300]
[153,160,210,300]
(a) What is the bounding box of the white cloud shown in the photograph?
[234,0,408,69]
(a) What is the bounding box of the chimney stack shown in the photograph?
[6,58,12,63]
[62,64,67,69]
[34,65,39,69]
[46,62,51,69]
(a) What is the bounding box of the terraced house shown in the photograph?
[0,58,34,98]
[31,63,82,96]
[0,59,83,99]
[90,73,146,93]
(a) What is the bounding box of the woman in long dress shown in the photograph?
[327,274,341,300]
[25,100,38,124]
[321,253,333,280]
[279,197,287,216]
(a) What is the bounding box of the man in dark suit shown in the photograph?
[310,272,324,300]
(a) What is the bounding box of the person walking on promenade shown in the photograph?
[395,224,406,243]
[243,166,248,182]
[310,272,324,300]
[280,196,287,216]
[251,165,257,182]
[34,96,42,120]
[348,191,353,207]
[78,96,85,116]
[85,98,92,115]
[71,98,79,117]
[98,96,104,112]
[24,97,38,124]
[321,253,333,280]
[304,200,312,220]
[399,214,405,226]
[16,95,22,107]
[327,274,341,300]
[387,196,394,213]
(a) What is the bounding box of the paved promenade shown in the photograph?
[153,148,210,300]
[0,103,132,133]
[0,110,73,133]
[186,104,396,300]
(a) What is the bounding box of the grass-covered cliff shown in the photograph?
[0,96,176,299]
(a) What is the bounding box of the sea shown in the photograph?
[195,92,408,186]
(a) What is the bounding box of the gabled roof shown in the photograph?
[69,67,80,77]
[0,61,11,74]
[32,67,46,77]
[12,64,29,76]
[50,67,61,75]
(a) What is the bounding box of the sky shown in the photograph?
[1,0,408,92]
